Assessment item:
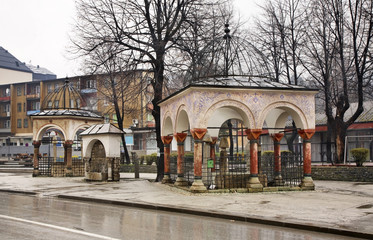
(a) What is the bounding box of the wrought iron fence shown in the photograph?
[169,151,303,189]
[38,157,84,177]
[260,153,303,187]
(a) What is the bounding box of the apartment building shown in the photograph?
[0,46,156,158]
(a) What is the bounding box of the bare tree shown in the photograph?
[302,0,373,163]
[71,0,229,181]
[79,44,145,163]
[254,0,308,152]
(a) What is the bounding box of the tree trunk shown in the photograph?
[152,54,165,182]
[334,117,348,164]
[326,119,334,164]
[121,134,130,164]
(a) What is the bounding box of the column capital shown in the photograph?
[190,128,207,141]
[210,137,218,145]
[161,135,173,145]
[245,129,262,140]
[32,140,41,148]
[174,132,187,143]
[271,133,284,143]
[298,129,315,140]
[63,140,73,148]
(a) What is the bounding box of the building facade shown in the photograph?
[0,47,155,158]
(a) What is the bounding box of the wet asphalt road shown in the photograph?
[0,192,363,240]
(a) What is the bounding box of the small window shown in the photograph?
[47,84,52,93]
[23,102,26,112]
[48,100,52,108]
[5,120,10,128]
[54,83,59,90]
[113,114,118,123]
[17,87,22,96]
[104,114,109,123]
[17,103,22,112]
[5,88,10,97]
[24,118,28,128]
[17,119,22,128]
[54,100,59,108]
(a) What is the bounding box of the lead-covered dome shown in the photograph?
[41,78,84,111]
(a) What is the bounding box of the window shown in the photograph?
[17,119,22,128]
[70,99,75,108]
[54,100,59,108]
[17,103,22,112]
[23,103,26,112]
[17,87,22,96]
[36,85,40,95]
[5,120,10,129]
[32,101,40,110]
[87,80,96,89]
[24,118,28,128]
[5,104,10,113]
[54,83,59,90]
[113,114,118,123]
[47,101,52,108]
[5,88,10,97]
[47,84,52,93]
[104,114,109,123]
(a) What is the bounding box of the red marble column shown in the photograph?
[298,129,315,190]
[190,128,207,192]
[174,132,188,186]
[271,133,284,185]
[64,140,73,177]
[161,135,173,183]
[245,129,263,190]
[32,140,41,177]
[210,137,218,172]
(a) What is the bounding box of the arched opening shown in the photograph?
[91,140,106,158]
[259,106,306,187]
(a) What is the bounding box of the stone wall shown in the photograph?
[120,164,157,173]
[312,166,373,182]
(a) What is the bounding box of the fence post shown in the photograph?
[132,152,139,179]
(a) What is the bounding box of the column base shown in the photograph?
[174,177,188,186]
[190,179,207,193]
[247,176,263,192]
[162,174,172,184]
[32,169,39,177]
[65,168,73,177]
[273,175,285,186]
[300,176,315,190]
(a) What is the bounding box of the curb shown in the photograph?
[0,189,37,195]
[58,194,373,239]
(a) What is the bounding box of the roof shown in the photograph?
[30,109,102,119]
[26,64,55,75]
[316,101,373,125]
[0,46,32,73]
[80,123,124,135]
[159,75,318,104]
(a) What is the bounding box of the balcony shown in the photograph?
[0,96,10,102]
[0,128,11,133]
[81,88,97,94]
[27,109,41,116]
[26,93,40,99]
[0,112,10,118]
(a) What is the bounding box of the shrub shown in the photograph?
[350,148,368,167]
[262,150,274,157]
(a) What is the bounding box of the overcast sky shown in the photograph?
[0,0,259,78]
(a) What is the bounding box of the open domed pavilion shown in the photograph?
[31,79,103,177]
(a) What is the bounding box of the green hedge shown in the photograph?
[350,148,369,167]
[140,153,157,165]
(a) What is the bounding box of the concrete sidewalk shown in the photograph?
[0,172,372,239]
